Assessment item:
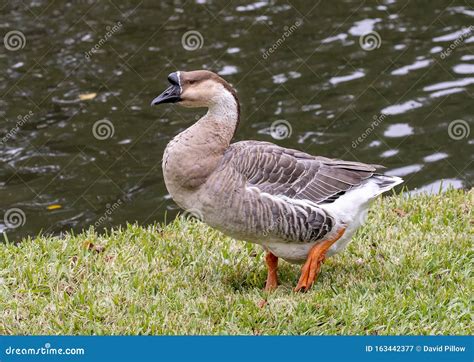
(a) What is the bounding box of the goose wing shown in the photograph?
[226,140,379,205]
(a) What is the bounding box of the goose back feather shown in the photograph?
[223,140,382,205]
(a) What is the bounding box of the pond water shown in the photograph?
[1,0,473,240]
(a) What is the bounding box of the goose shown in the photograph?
[151,70,403,292]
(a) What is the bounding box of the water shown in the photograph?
[1,0,473,240]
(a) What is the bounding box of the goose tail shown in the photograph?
[371,174,404,197]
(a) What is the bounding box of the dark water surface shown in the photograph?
[1,1,473,240]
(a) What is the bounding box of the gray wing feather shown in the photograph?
[226,140,378,205]
[213,141,381,243]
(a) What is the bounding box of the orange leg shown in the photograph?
[294,228,346,292]
[264,251,279,291]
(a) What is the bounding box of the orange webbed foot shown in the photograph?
[294,228,346,292]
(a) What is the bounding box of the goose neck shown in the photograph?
[200,88,240,143]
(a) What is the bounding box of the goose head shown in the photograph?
[151,70,239,110]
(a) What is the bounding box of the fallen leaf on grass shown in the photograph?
[83,240,105,253]
[460,202,471,214]
[393,208,407,217]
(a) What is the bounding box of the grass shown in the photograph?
[0,189,472,335]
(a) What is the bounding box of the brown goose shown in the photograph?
[151,70,403,291]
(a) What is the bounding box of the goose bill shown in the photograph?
[151,84,181,105]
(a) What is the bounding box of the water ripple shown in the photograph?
[381,100,423,115]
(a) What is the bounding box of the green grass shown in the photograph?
[0,189,472,335]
